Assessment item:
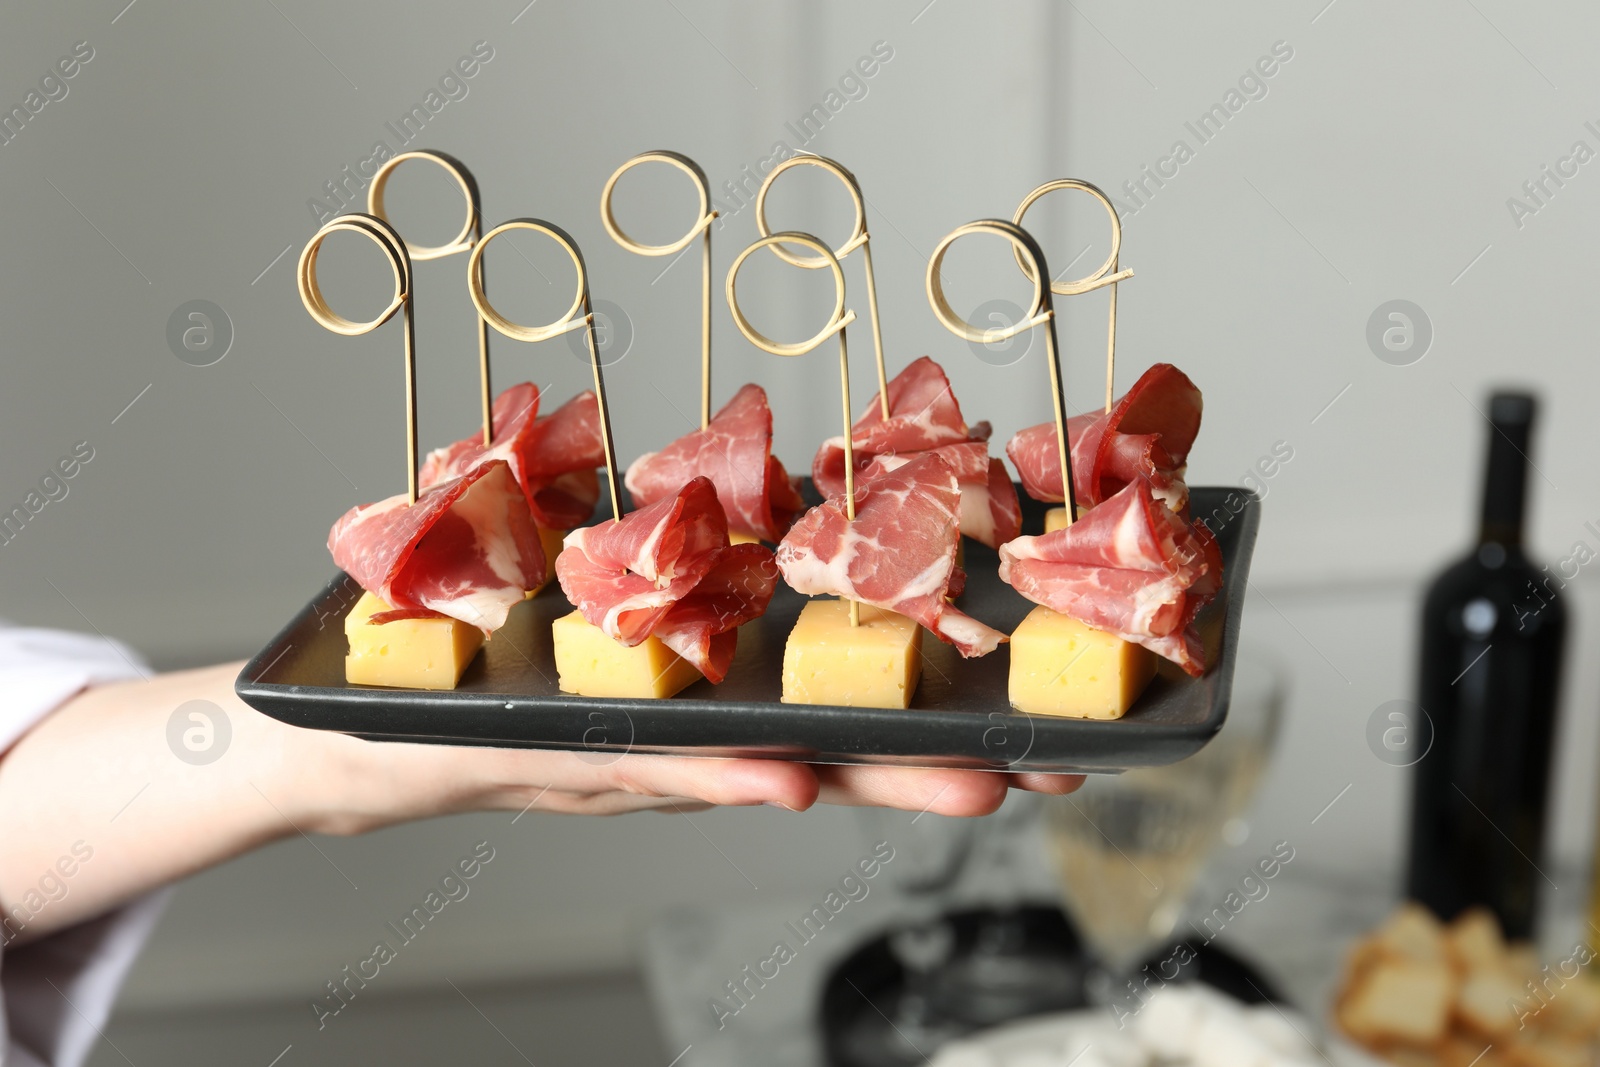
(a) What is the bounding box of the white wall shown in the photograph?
[2,0,1597,1011]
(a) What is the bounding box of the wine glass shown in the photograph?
[1039,650,1285,1004]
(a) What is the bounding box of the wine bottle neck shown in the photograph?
[1477,393,1536,550]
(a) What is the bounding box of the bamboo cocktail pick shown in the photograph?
[465,219,620,521]
[754,154,890,420]
[926,219,1079,525]
[600,151,718,429]
[726,230,861,625]
[367,151,495,446]
[297,213,419,503]
[1012,179,1134,415]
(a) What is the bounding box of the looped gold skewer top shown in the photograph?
[297,212,419,504]
[726,230,862,625]
[465,218,621,521]
[926,218,1079,526]
[754,154,889,420]
[1012,179,1134,414]
[366,150,495,447]
[600,151,718,429]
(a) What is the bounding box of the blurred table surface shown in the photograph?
[642,855,1593,1067]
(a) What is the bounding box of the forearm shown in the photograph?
[0,661,810,943]
[0,659,1076,946]
[0,663,328,945]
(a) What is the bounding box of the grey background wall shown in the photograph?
[3,0,1599,1044]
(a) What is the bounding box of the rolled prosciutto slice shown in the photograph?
[624,383,805,543]
[420,383,606,530]
[329,460,546,633]
[1006,363,1202,514]
[812,356,1022,548]
[777,452,1007,658]
[555,476,778,684]
[997,477,1223,676]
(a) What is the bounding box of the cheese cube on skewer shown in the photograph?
[525,525,568,599]
[781,599,922,709]
[551,610,703,699]
[1042,504,1090,533]
[344,591,485,690]
[1008,606,1154,719]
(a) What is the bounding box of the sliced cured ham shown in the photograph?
[329,460,546,633]
[997,477,1223,676]
[777,452,1007,658]
[420,383,606,530]
[624,383,804,543]
[555,476,778,684]
[812,356,1022,548]
[1007,363,1202,514]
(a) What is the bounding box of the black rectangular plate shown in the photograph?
[236,485,1259,773]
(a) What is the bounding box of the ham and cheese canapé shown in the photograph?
[330,460,546,690]
[554,477,779,698]
[776,452,1006,709]
[336,384,606,690]
[1000,363,1221,719]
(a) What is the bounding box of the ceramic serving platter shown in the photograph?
[235,485,1259,774]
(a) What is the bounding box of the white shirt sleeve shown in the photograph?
[0,625,173,1067]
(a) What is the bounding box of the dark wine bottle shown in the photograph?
[1405,392,1566,938]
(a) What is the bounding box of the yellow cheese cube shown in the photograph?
[525,525,569,599]
[344,591,484,690]
[1043,505,1089,533]
[551,610,703,698]
[782,599,922,709]
[729,529,763,546]
[1008,605,1155,719]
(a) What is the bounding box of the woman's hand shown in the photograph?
[0,662,1081,945]
[312,731,1084,827]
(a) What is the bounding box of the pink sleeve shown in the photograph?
[0,625,172,1067]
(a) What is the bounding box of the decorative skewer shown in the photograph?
[600,151,719,429]
[926,219,1078,525]
[465,219,620,520]
[754,154,890,421]
[1011,179,1133,415]
[726,230,861,624]
[367,151,495,446]
[297,213,418,503]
